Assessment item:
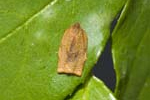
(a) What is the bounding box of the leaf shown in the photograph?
[0,0,53,38]
[112,0,150,99]
[0,0,126,100]
[68,76,116,100]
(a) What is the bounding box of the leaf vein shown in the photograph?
[0,0,58,44]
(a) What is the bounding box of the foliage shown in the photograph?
[0,0,149,100]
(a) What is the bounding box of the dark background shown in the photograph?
[92,14,120,91]
[92,39,115,91]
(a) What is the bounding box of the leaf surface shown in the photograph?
[68,76,116,100]
[0,0,52,38]
[0,0,126,100]
[112,0,150,99]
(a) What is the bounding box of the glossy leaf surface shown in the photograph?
[68,76,116,100]
[0,0,126,100]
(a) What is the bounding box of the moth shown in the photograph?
[57,23,88,76]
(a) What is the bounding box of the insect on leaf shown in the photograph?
[57,23,88,76]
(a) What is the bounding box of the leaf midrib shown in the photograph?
[0,0,58,44]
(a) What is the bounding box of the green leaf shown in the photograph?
[0,0,53,38]
[68,76,116,100]
[0,0,126,100]
[112,0,150,99]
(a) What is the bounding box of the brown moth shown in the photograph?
[57,23,88,76]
